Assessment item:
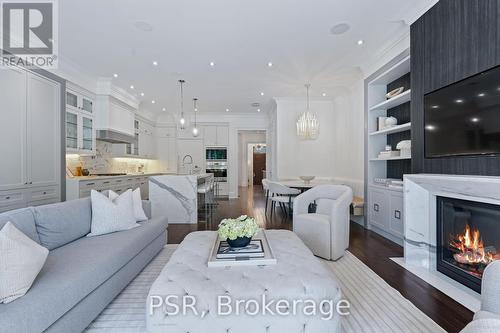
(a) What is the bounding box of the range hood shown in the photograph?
[96,129,135,144]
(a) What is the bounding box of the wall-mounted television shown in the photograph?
[425,65,500,158]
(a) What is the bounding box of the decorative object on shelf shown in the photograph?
[386,87,405,99]
[378,150,400,159]
[384,145,392,151]
[299,176,315,184]
[178,80,186,130]
[218,215,259,248]
[396,140,412,158]
[296,83,319,140]
[385,116,398,128]
[377,116,388,130]
[192,98,199,137]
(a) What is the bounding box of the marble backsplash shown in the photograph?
[66,141,162,175]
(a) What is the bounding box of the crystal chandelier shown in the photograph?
[192,98,199,137]
[296,83,319,140]
[178,79,186,129]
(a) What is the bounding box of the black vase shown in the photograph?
[227,236,252,248]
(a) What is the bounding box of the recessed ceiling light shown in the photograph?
[260,92,265,96]
[162,107,166,111]
[357,39,364,45]
[134,21,153,32]
[113,73,118,78]
[267,62,273,67]
[130,85,135,89]
[226,108,229,112]
[152,61,158,66]
[425,125,436,131]
[471,117,480,123]
[151,100,156,104]
[322,92,327,97]
[455,99,464,103]
[431,105,439,109]
[140,92,145,97]
[210,61,215,67]
[330,23,350,35]
[478,93,485,97]
[257,108,261,112]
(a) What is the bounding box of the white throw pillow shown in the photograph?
[109,188,148,222]
[0,222,49,304]
[88,189,139,237]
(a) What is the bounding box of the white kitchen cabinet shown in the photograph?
[66,89,94,114]
[203,126,217,146]
[0,67,27,190]
[65,86,96,155]
[389,192,404,238]
[203,125,229,146]
[66,176,150,201]
[0,67,61,209]
[368,185,404,243]
[216,126,229,146]
[28,73,60,187]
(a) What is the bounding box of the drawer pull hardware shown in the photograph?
[43,192,47,195]
[5,196,10,200]
[374,203,379,212]
[86,183,95,186]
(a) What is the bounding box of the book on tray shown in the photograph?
[216,240,265,259]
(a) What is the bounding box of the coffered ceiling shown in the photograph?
[58,0,437,114]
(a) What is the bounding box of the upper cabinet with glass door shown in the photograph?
[65,86,96,155]
[66,89,93,114]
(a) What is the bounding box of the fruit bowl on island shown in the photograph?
[299,176,315,184]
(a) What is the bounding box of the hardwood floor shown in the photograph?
[168,185,473,333]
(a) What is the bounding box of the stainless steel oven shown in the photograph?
[206,161,227,181]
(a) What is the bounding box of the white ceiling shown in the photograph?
[59,0,436,114]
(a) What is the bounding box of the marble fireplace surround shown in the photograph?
[395,174,500,312]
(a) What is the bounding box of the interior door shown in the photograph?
[0,67,27,190]
[27,72,60,187]
[253,152,266,185]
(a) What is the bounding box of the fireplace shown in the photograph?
[437,197,500,293]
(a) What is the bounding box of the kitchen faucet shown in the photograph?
[182,155,193,174]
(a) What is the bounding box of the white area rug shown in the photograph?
[85,245,445,333]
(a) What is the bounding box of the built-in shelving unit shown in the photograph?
[364,50,412,246]
[369,156,411,161]
[369,122,411,136]
[369,90,411,111]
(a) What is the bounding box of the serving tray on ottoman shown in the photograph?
[146,230,342,333]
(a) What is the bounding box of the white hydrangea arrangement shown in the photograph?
[218,215,259,240]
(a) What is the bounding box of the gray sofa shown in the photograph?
[0,197,168,333]
[461,261,500,332]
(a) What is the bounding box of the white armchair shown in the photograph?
[293,185,353,261]
[461,261,500,332]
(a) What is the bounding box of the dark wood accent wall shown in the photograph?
[387,73,411,179]
[411,0,500,175]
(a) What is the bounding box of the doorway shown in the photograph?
[252,144,266,185]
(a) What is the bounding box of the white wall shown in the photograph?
[275,99,336,179]
[238,132,266,187]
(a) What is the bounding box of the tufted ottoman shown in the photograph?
[146,230,342,333]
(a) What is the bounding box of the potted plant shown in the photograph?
[218,215,259,248]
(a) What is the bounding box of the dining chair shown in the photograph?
[293,185,353,260]
[262,179,270,213]
[267,181,301,218]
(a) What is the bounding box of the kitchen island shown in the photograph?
[149,173,213,224]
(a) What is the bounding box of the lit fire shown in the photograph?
[449,224,497,266]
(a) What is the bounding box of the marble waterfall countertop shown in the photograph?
[149,173,213,224]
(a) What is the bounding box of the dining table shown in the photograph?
[276,179,343,192]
